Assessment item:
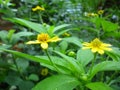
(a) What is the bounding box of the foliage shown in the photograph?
[0,0,120,90]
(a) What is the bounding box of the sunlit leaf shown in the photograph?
[77,49,94,66]
[90,61,120,79]
[86,82,113,90]
[32,74,80,90]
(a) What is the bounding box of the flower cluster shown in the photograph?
[85,10,104,17]
[85,12,98,17]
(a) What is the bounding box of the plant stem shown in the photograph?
[89,53,97,75]
[45,50,60,73]
[100,56,109,81]
[100,72,104,82]
[38,11,44,24]
[76,83,84,90]
[97,30,100,39]
[106,71,118,85]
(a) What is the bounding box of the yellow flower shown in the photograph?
[98,10,104,15]
[82,38,112,55]
[26,33,61,49]
[41,68,48,76]
[62,32,71,37]
[32,6,45,11]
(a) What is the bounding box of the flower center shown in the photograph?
[37,33,50,42]
[91,38,102,47]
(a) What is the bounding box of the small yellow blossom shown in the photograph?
[26,33,61,49]
[82,38,112,55]
[41,68,48,76]
[98,10,104,15]
[32,6,45,11]
[62,32,71,37]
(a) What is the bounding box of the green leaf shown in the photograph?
[77,49,94,66]
[86,82,113,90]
[5,72,23,86]
[106,47,120,61]
[16,58,29,72]
[0,49,71,74]
[36,56,72,74]
[53,51,85,74]
[7,18,46,33]
[57,29,73,36]
[0,31,8,43]
[7,29,15,41]
[91,17,102,29]
[101,19,118,32]
[11,31,34,44]
[63,37,82,47]
[53,24,71,33]
[32,74,80,90]
[59,41,68,53]
[90,61,120,79]
[0,48,50,65]
[28,74,39,81]
[18,80,34,90]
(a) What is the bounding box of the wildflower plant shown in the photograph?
[0,0,120,90]
[0,16,120,90]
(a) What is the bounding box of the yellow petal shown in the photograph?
[98,49,104,55]
[82,47,91,49]
[104,47,112,51]
[41,42,48,49]
[48,36,61,42]
[32,8,37,11]
[102,43,111,47]
[26,40,41,44]
[91,48,98,53]
[83,42,90,45]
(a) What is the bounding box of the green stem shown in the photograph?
[38,11,44,24]
[76,83,84,90]
[100,72,104,82]
[97,30,100,38]
[89,53,97,75]
[106,71,118,85]
[100,56,110,81]
[45,50,60,73]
